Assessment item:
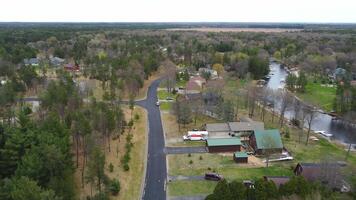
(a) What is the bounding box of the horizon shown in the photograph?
[1,0,356,23]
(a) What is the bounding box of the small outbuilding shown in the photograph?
[206,138,242,153]
[233,152,248,163]
[249,129,283,154]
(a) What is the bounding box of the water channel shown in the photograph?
[266,62,356,145]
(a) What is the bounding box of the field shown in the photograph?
[297,82,336,112]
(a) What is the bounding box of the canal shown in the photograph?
[266,61,356,145]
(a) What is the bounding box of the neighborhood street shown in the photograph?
[136,79,167,200]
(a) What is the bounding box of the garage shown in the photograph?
[206,138,242,153]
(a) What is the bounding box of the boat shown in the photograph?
[315,130,333,137]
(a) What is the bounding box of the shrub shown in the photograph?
[189,160,193,164]
[109,163,114,172]
[199,156,203,160]
[123,163,130,171]
[109,179,121,195]
[188,153,191,157]
[134,113,140,121]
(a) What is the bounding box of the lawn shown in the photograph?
[159,102,172,111]
[157,90,177,100]
[168,180,217,196]
[297,82,336,112]
[168,153,293,181]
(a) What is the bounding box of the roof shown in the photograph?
[206,138,241,147]
[185,76,206,91]
[206,123,229,132]
[206,122,264,133]
[234,152,248,158]
[253,129,283,150]
[263,176,290,187]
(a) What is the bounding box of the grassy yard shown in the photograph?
[168,180,217,196]
[159,102,172,111]
[296,82,336,112]
[168,153,293,181]
[157,90,177,100]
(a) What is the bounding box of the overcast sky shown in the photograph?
[1,0,355,23]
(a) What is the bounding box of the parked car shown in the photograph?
[166,97,174,101]
[156,101,160,106]
[204,173,223,181]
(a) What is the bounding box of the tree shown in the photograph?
[304,105,318,145]
[174,96,192,129]
[278,91,293,127]
[86,147,106,193]
[229,180,246,200]
[279,176,312,198]
[212,63,224,77]
[6,176,60,200]
[254,179,279,200]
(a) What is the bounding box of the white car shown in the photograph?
[156,101,160,106]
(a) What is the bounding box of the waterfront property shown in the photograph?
[249,129,283,154]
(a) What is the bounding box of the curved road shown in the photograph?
[136,79,167,200]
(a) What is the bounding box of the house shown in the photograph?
[185,76,206,94]
[206,121,264,138]
[263,176,290,187]
[24,58,39,66]
[333,67,347,81]
[199,68,218,79]
[206,138,242,153]
[64,63,80,72]
[249,129,283,154]
[50,57,65,66]
[233,152,248,163]
[293,162,349,191]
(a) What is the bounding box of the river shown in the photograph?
[266,61,356,145]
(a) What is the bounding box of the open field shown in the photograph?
[167,28,303,33]
[297,82,336,112]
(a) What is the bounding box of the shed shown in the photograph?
[206,138,242,153]
[233,152,248,163]
[249,129,283,154]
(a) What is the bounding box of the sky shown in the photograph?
[0,0,356,23]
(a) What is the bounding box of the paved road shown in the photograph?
[136,79,167,200]
[165,147,208,154]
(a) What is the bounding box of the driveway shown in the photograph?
[169,196,207,200]
[165,147,208,154]
[136,79,167,200]
[168,175,205,181]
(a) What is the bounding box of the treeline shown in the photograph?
[206,176,352,200]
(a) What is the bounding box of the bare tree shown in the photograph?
[162,59,177,93]
[278,91,293,127]
[304,105,318,145]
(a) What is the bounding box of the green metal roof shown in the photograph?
[254,129,283,150]
[206,138,241,147]
[234,152,248,158]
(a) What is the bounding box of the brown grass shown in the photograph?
[74,106,147,200]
